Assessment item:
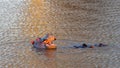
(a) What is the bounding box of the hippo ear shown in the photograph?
[31,40,34,45]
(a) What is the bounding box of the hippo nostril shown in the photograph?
[54,38,56,40]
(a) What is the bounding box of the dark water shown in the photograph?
[0,0,120,68]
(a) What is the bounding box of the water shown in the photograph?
[0,0,120,68]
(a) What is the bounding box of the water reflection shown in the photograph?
[20,0,52,39]
[33,48,57,68]
[44,50,57,68]
[20,0,57,67]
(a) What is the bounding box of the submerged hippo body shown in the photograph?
[73,43,107,48]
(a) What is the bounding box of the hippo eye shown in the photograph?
[43,39,47,41]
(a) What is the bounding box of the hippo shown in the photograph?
[73,43,107,48]
[31,34,57,49]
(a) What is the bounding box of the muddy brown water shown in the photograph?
[0,0,120,68]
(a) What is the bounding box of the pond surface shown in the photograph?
[0,0,120,68]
